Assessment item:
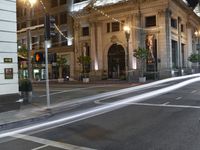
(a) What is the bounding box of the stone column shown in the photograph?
[158,8,172,78]
[186,23,193,68]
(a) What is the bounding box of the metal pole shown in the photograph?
[26,6,32,80]
[45,40,50,108]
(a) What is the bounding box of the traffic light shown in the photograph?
[34,52,43,63]
[45,14,56,40]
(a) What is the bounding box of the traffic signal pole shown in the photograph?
[44,14,51,108]
[44,40,50,108]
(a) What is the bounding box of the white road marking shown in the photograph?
[130,102,200,109]
[162,102,170,105]
[175,97,182,100]
[1,76,200,139]
[13,134,96,150]
[191,90,197,94]
[39,85,112,97]
[32,145,49,150]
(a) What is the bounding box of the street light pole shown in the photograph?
[25,1,33,81]
[195,30,200,72]
[124,26,131,81]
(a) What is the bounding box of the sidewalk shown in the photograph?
[0,81,140,131]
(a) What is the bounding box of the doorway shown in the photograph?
[108,44,125,79]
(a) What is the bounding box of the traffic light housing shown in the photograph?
[45,14,56,40]
[34,52,43,64]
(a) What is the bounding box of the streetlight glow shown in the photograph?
[123,26,130,33]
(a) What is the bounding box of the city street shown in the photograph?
[0,77,200,150]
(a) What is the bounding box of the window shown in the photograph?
[74,0,87,3]
[112,22,120,32]
[60,0,67,5]
[107,23,110,33]
[60,12,67,25]
[181,24,184,32]
[145,16,156,27]
[82,27,89,36]
[32,37,38,50]
[172,40,178,68]
[51,0,58,8]
[171,18,177,29]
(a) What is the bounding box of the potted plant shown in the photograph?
[19,79,32,104]
[57,55,68,82]
[188,53,200,73]
[77,55,91,83]
[133,47,148,82]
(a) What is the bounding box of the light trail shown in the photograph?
[52,73,200,109]
[0,76,200,139]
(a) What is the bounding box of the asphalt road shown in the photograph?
[1,78,200,150]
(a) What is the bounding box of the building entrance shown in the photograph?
[108,44,125,79]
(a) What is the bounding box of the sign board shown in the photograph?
[4,68,13,79]
[4,58,12,63]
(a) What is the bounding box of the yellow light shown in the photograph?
[123,25,130,33]
[27,0,37,7]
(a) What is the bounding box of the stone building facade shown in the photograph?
[71,0,200,80]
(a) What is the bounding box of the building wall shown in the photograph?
[72,0,200,80]
[0,0,18,95]
[17,0,75,80]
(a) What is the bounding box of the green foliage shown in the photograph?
[133,47,148,60]
[77,55,91,66]
[19,79,32,92]
[133,47,148,77]
[18,45,28,58]
[188,53,200,63]
[57,56,68,67]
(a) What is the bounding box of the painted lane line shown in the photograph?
[191,90,197,94]
[39,85,112,98]
[1,77,200,139]
[175,97,182,100]
[13,134,96,150]
[162,102,170,105]
[32,145,49,150]
[130,102,200,109]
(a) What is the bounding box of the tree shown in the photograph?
[77,55,91,78]
[18,45,28,59]
[133,47,148,77]
[57,56,68,79]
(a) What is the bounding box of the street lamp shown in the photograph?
[23,0,37,81]
[124,25,131,81]
[194,30,200,72]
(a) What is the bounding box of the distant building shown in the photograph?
[71,0,200,80]
[0,1,19,98]
[17,0,74,80]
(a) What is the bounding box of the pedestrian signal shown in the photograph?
[34,52,43,63]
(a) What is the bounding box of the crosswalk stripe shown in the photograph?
[12,134,96,150]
